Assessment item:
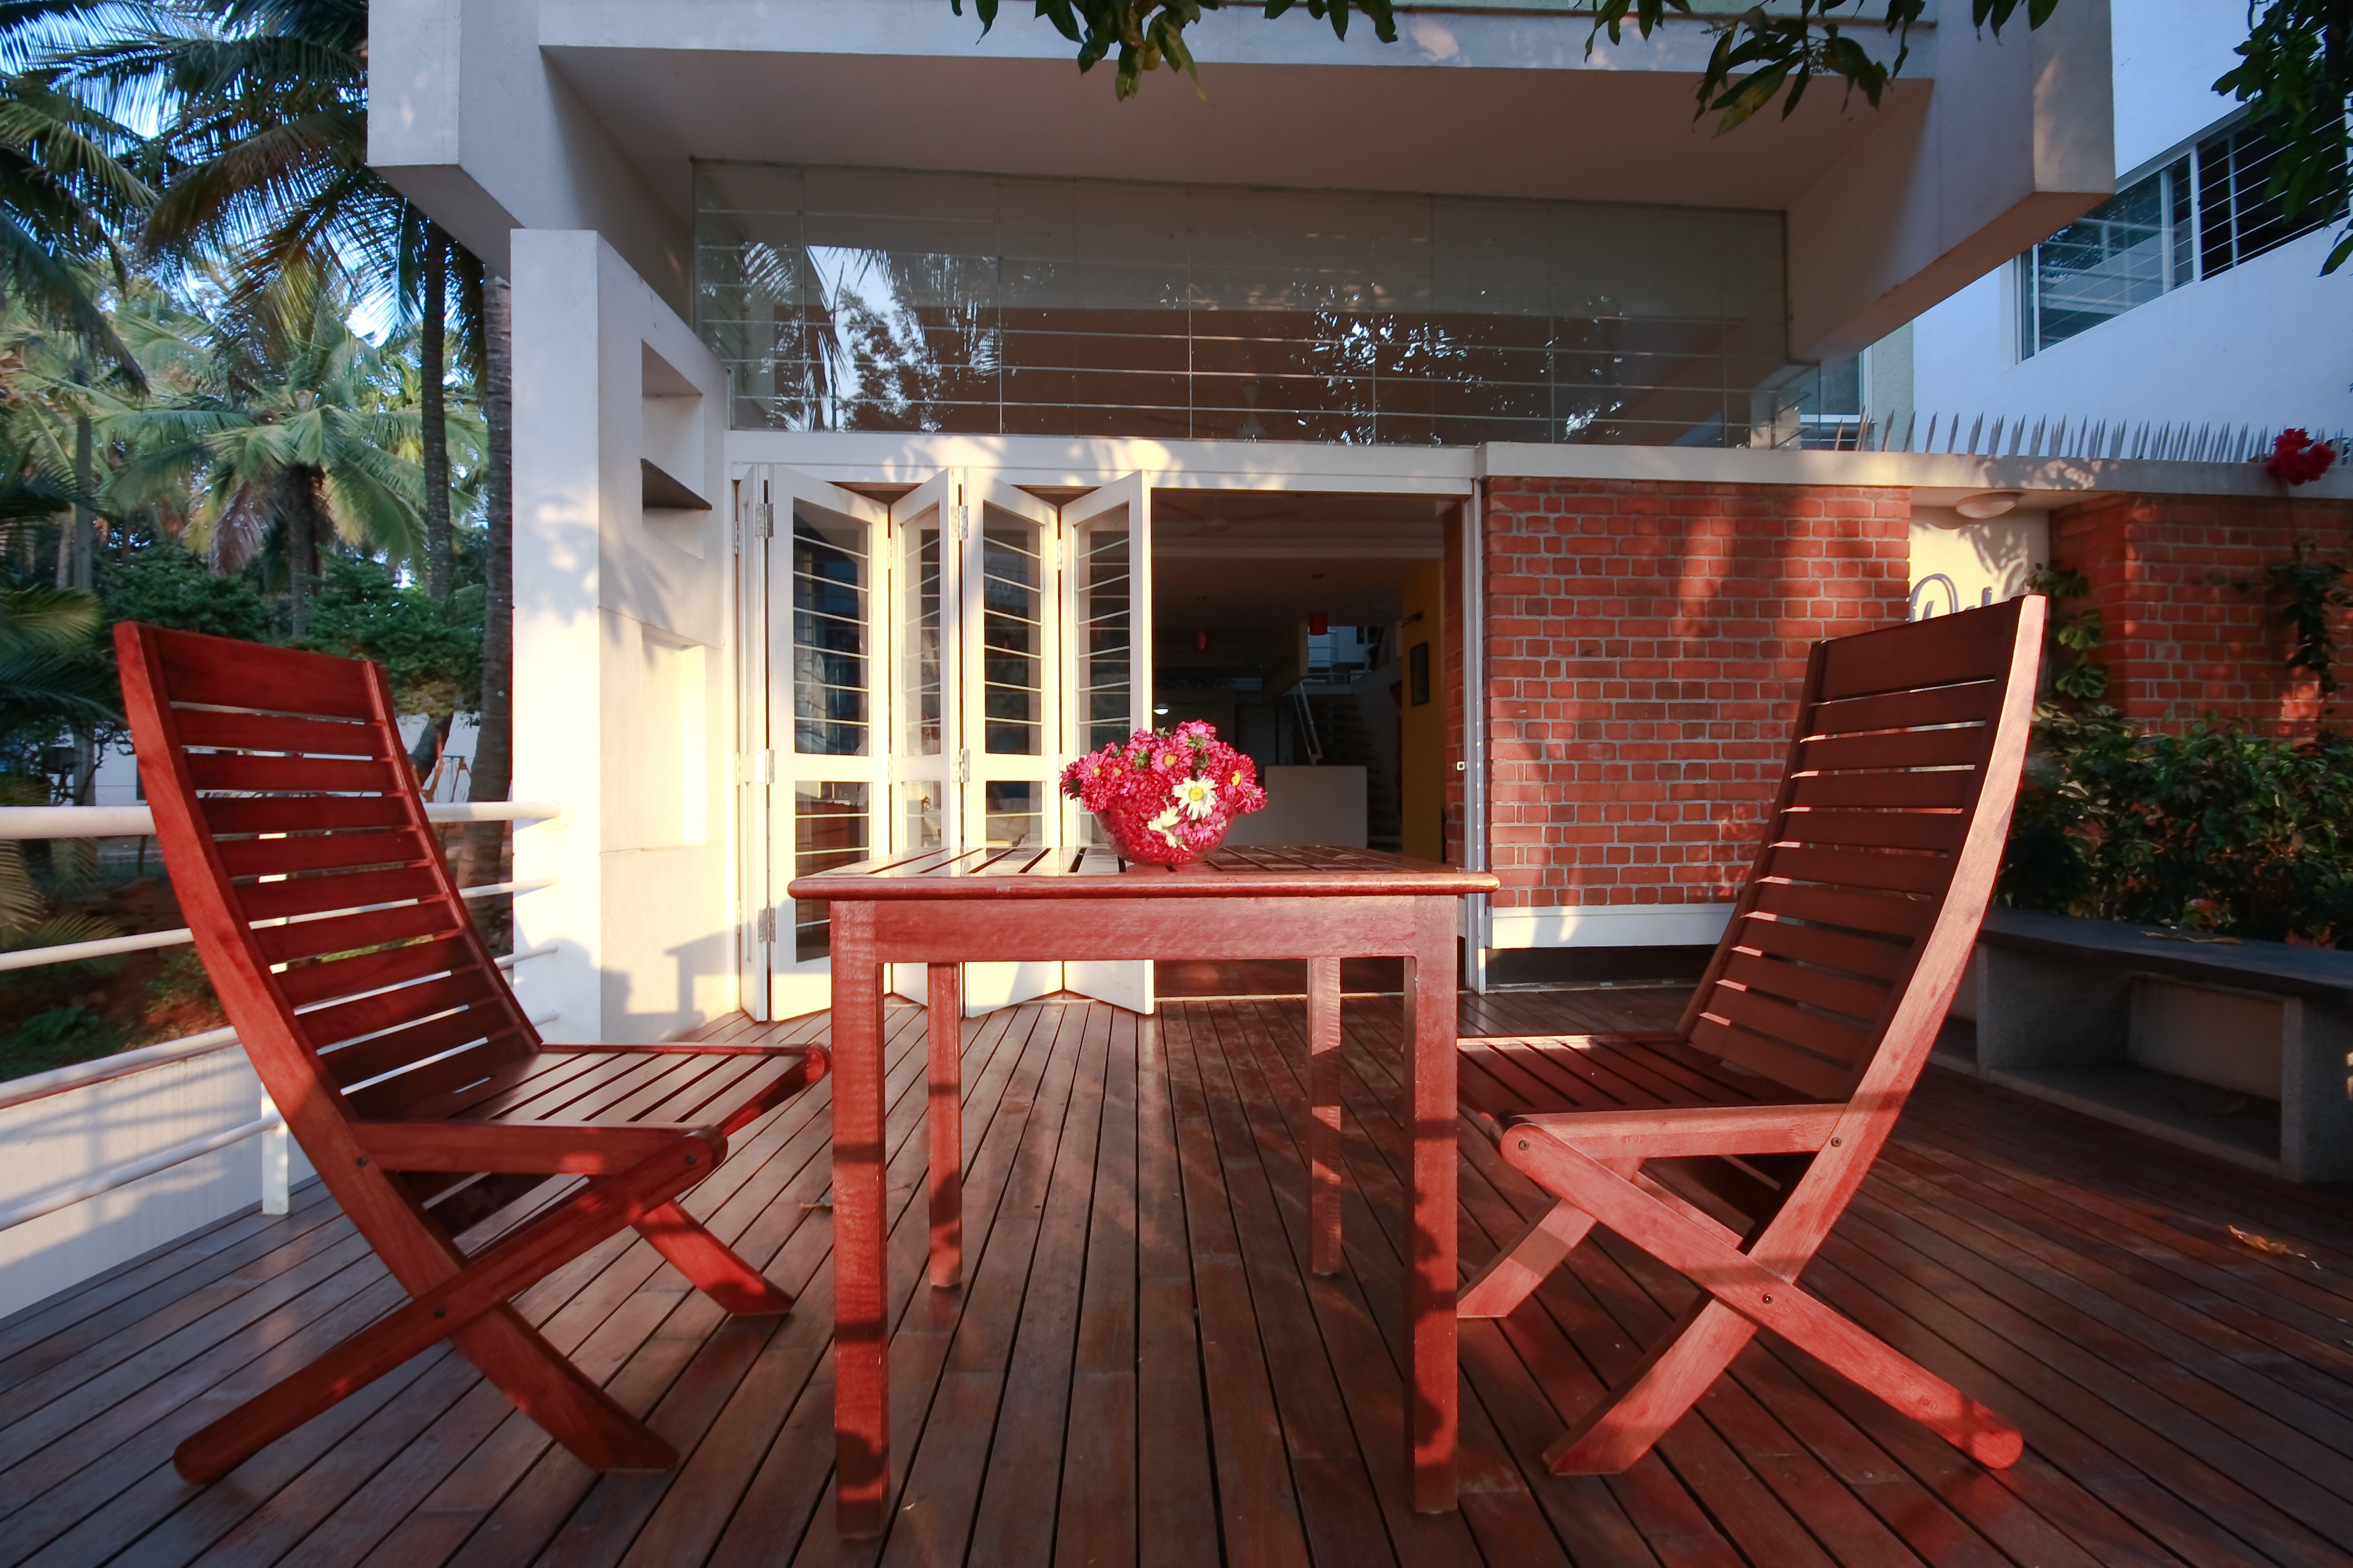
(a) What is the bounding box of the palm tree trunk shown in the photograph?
[461,275,512,903]
[421,233,451,599]
[69,413,92,592]
[287,502,312,637]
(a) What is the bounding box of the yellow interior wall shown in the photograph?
[1398,559,1446,862]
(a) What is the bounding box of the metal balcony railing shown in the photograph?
[0,800,564,1235]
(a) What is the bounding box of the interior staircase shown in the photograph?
[1304,692,1402,853]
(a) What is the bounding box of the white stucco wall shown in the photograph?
[510,231,739,1044]
[1909,226,2353,434]
[1900,2,2353,438]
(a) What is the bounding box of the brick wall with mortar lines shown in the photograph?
[1480,477,1911,911]
[2054,494,2353,737]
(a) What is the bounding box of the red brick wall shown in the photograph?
[2054,494,2353,736]
[1478,477,1910,911]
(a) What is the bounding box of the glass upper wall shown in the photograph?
[695,163,1787,447]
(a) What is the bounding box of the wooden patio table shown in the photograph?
[787,842,1498,1537]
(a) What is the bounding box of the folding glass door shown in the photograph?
[740,466,1152,1021]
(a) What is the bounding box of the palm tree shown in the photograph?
[0,51,150,379]
[49,0,512,846]
[105,274,430,632]
[45,0,484,579]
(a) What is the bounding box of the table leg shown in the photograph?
[928,962,964,1287]
[830,905,889,1539]
[1308,955,1344,1275]
[1404,898,1459,1512]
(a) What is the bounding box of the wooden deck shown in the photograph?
[7,984,2353,1566]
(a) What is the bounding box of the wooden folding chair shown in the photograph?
[1458,596,2043,1475]
[116,622,828,1484]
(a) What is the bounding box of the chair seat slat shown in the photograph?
[339,1023,538,1115]
[217,828,431,880]
[280,934,469,1009]
[1808,679,2001,738]
[203,796,410,835]
[1787,772,1976,810]
[1798,726,1988,773]
[237,865,443,924]
[1686,1016,1854,1100]
[1701,986,1876,1070]
[1816,606,2017,698]
[1721,948,1892,1024]
[317,998,517,1089]
[159,636,375,718]
[299,967,504,1054]
[1753,880,1932,941]
[174,708,383,756]
[188,751,401,794]
[254,901,459,965]
[1727,911,1910,981]
[1764,844,1955,898]
[1778,810,1966,852]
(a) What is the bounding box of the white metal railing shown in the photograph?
[0,800,566,1242]
[0,799,564,839]
[0,1005,558,1233]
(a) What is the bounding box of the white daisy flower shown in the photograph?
[1173,776,1218,820]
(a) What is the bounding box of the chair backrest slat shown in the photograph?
[1678,597,2045,1099]
[115,623,540,1152]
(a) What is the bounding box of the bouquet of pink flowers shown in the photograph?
[1059,721,1268,866]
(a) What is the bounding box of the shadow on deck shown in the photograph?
[6,984,2353,1566]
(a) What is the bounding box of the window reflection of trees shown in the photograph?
[712,244,1743,445]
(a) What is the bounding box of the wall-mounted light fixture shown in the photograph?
[1953,490,2026,520]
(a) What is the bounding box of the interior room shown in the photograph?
[1148,490,1450,861]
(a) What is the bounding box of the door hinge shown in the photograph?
[954,504,970,542]
[955,749,971,785]
[735,749,776,784]
[757,502,775,538]
[753,908,776,945]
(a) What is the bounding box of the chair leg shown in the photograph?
[1543,1297,1759,1475]
[454,1306,677,1470]
[637,1199,795,1315]
[173,1298,674,1483]
[1458,1199,1598,1320]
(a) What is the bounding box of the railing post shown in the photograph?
[260,1089,289,1216]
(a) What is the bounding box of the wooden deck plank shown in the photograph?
[12,985,2353,1566]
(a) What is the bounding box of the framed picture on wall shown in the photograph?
[1409,641,1430,706]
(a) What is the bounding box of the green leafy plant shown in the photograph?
[2245,535,2351,697]
[2001,707,2353,946]
[951,0,1396,98]
[2027,561,2108,702]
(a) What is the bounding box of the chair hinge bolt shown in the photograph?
[1830,1137,1841,1147]
[1762,1293,1773,1304]
[433,1307,446,1318]
[1516,1139,1528,1150]
[355,1156,369,1168]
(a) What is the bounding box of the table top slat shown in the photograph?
[787,844,1497,901]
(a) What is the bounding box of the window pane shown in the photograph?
[2030,167,2174,352]
[901,779,945,851]
[695,163,1788,447]
[980,509,1043,756]
[2200,121,2344,277]
[1076,513,1131,757]
[794,781,868,960]
[898,506,944,756]
[983,780,1043,848]
[792,504,867,755]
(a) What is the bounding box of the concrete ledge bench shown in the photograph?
[1948,907,2353,1183]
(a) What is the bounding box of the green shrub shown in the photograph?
[1,1004,120,1079]
[1999,705,2353,946]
